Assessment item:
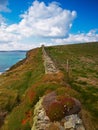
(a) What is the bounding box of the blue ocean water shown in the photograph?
[0,51,26,74]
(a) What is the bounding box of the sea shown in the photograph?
[0,51,27,74]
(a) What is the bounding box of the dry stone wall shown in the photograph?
[31,96,85,130]
[42,45,59,74]
[31,46,86,130]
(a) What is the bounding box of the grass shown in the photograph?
[0,42,98,130]
[46,42,98,130]
[0,48,45,130]
[0,48,66,130]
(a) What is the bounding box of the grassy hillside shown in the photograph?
[0,48,45,129]
[0,42,98,130]
[0,48,68,130]
[46,42,98,129]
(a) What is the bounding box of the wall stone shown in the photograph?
[42,45,59,74]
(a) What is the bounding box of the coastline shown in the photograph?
[0,51,27,75]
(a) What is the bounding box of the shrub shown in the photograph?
[57,96,75,110]
[46,101,65,121]
[45,94,77,121]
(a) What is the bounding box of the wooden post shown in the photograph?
[66,59,69,82]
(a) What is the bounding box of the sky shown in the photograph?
[0,0,98,50]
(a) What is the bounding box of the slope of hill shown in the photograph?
[46,42,98,129]
[0,42,98,130]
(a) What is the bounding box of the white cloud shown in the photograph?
[0,0,77,50]
[0,0,10,26]
[19,0,76,37]
[53,30,98,44]
[0,42,35,51]
[0,1,98,50]
[0,23,22,42]
[4,0,76,39]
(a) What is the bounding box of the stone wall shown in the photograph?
[42,45,59,74]
[31,95,85,130]
[30,46,86,130]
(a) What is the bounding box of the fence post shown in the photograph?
[66,59,69,82]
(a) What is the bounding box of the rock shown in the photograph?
[64,120,76,129]
[42,45,59,74]
[31,97,51,130]
[64,114,84,130]
[76,125,85,130]
[42,91,56,110]
[76,118,82,124]
[37,120,45,124]
[32,92,85,130]
[38,110,45,120]
[39,123,47,130]
[44,116,50,122]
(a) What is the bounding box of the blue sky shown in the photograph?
[0,0,98,50]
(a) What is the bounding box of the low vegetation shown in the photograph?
[46,42,98,129]
[44,94,79,121]
[0,42,98,130]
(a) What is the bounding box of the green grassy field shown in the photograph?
[0,42,98,130]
